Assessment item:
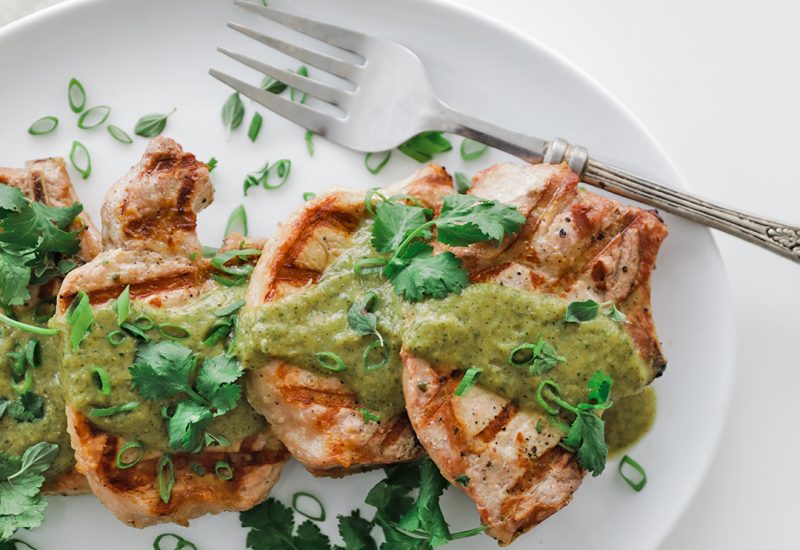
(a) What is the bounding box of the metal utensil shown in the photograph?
[211,0,800,263]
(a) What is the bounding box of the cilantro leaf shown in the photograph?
[0,201,82,255]
[586,371,612,405]
[389,251,468,303]
[168,400,213,452]
[0,442,57,540]
[242,498,332,550]
[435,194,525,246]
[529,336,566,376]
[397,459,452,548]
[0,252,33,306]
[0,185,27,213]
[371,201,430,253]
[129,341,196,400]
[195,354,244,415]
[6,393,44,423]
[337,511,376,550]
[347,292,382,344]
[298,520,332,549]
[564,411,608,477]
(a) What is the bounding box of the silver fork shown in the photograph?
[211,0,800,263]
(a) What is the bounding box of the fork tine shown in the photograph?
[217,47,350,107]
[227,22,359,81]
[234,0,368,54]
[208,69,338,134]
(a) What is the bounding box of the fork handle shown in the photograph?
[442,107,800,263]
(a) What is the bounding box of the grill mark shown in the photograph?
[279,385,356,408]
[176,175,196,212]
[31,173,46,202]
[380,415,413,449]
[418,376,455,426]
[475,402,518,443]
[61,271,200,307]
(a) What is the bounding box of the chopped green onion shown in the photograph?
[363,187,386,216]
[363,339,389,370]
[24,339,41,370]
[315,351,346,372]
[454,172,471,194]
[210,248,261,277]
[536,379,577,415]
[134,315,155,331]
[116,442,144,469]
[69,140,92,179]
[398,131,452,163]
[92,366,112,396]
[156,323,190,340]
[66,291,93,350]
[215,460,234,481]
[365,151,391,174]
[263,159,291,189]
[115,285,130,325]
[77,105,111,129]
[89,401,139,417]
[106,329,127,346]
[206,157,218,172]
[68,78,86,113]
[202,245,219,258]
[304,130,314,156]
[189,462,207,477]
[215,299,246,318]
[292,491,326,521]
[134,108,176,138]
[202,322,231,347]
[536,419,543,433]
[12,369,33,395]
[243,163,267,195]
[618,455,647,492]
[212,273,247,287]
[459,138,488,161]
[225,205,248,237]
[290,65,309,103]
[0,312,58,336]
[222,92,245,132]
[121,322,150,342]
[454,367,483,396]
[509,343,536,366]
[303,192,316,201]
[248,112,263,142]
[225,315,240,358]
[32,297,56,324]
[158,454,175,503]
[28,116,59,135]
[153,534,198,550]
[455,475,470,487]
[354,257,387,275]
[261,75,287,94]
[107,124,133,144]
[359,408,381,424]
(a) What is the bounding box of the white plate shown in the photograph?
[0,0,735,548]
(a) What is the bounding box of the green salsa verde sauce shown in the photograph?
[54,285,265,452]
[605,386,657,456]
[0,308,74,479]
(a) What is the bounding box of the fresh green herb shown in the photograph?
[618,455,647,492]
[222,92,245,132]
[536,419,543,433]
[120,321,149,342]
[65,291,93,350]
[153,533,198,550]
[67,78,86,113]
[24,340,40,371]
[362,339,389,370]
[77,105,111,129]
[225,205,248,237]
[91,366,112,395]
[565,299,628,324]
[0,442,58,540]
[303,192,316,201]
[290,65,309,103]
[508,336,566,375]
[248,112,263,142]
[202,246,219,258]
[156,323,190,340]
[453,171,471,194]
[6,393,44,423]
[157,454,175,503]
[130,342,244,452]
[134,108,176,138]
[265,160,291,189]
[241,498,334,550]
[364,151,391,174]
[261,75,288,95]
[215,460,234,481]
[459,138,488,161]
[209,248,260,287]
[304,130,314,156]
[0,314,57,336]
[455,475,469,487]
[107,125,133,144]
[88,401,139,418]
[115,285,130,325]
[32,298,56,324]
[69,140,91,179]
[203,432,230,448]
[206,157,218,172]
[605,303,628,323]
[27,116,59,136]
[115,442,144,469]
[292,492,326,522]
[398,131,452,163]
[360,408,381,423]
[454,367,482,396]
[214,299,245,318]
[314,351,346,372]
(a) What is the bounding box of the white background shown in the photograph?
[2,0,798,548]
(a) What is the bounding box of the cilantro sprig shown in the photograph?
[129,341,244,452]
[359,193,525,302]
[0,442,58,541]
[565,299,628,324]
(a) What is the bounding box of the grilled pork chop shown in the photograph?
[0,157,101,495]
[400,162,668,544]
[56,138,288,527]
[241,166,456,476]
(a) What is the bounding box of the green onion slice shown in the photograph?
[116,442,144,469]
[202,245,218,258]
[618,455,647,492]
[202,322,231,347]
[315,351,346,372]
[454,171,471,194]
[212,273,247,287]
[363,339,389,370]
[157,323,190,340]
[121,322,150,343]
[0,312,58,336]
[210,248,261,276]
[247,112,263,142]
[365,151,391,175]
[68,78,86,113]
[225,205,248,237]
[134,315,155,331]
[106,329,127,346]
[215,460,234,481]
[206,157,218,172]
[12,369,33,395]
[215,299,245,318]
[32,297,56,324]
[28,116,59,136]
[303,192,316,201]
[107,124,133,144]
[115,285,130,325]
[69,140,92,179]
[263,159,291,189]
[92,366,112,396]
[225,315,239,358]
[509,343,536,366]
[290,65,309,103]
[153,534,198,550]
[66,291,94,350]
[363,188,386,216]
[359,408,381,424]
[305,130,314,156]
[459,137,488,160]
[89,401,139,417]
[158,455,175,504]
[292,491,326,521]
[25,339,41,370]
[77,105,111,129]
[454,367,483,396]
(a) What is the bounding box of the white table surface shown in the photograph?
[2,0,798,548]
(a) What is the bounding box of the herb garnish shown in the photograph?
[244,160,292,194]
[206,157,218,172]
[0,442,58,540]
[157,454,175,503]
[261,75,288,95]
[360,408,381,424]
[618,455,647,492]
[67,78,86,113]
[76,105,110,129]
[65,291,93,350]
[215,460,234,481]
[364,151,391,175]
[210,248,261,287]
[459,138,488,161]
[292,492,326,522]
[115,442,144,469]
[290,65,309,104]
[27,116,59,136]
[565,299,628,324]
[314,351,346,372]
[453,172,471,194]
[248,112,263,142]
[347,292,388,369]
[304,130,314,156]
[134,108,176,138]
[5,392,45,423]
[398,131,452,163]
[107,125,133,144]
[69,140,91,179]
[222,92,245,133]
[453,367,482,396]
[153,534,197,550]
[508,336,566,375]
